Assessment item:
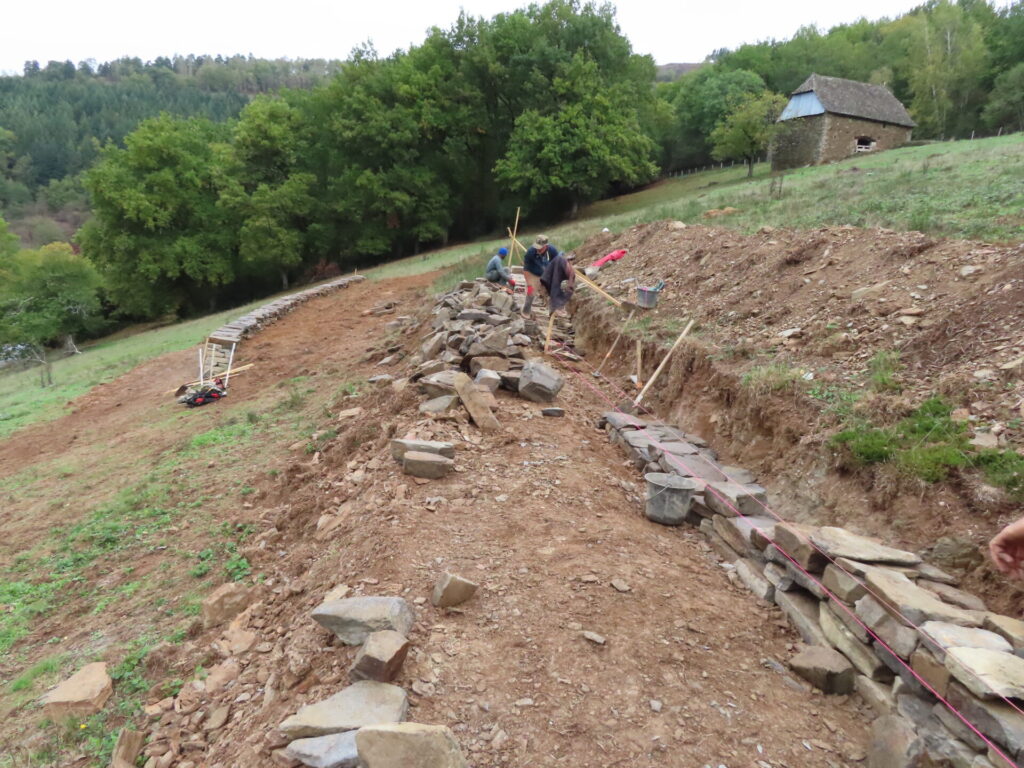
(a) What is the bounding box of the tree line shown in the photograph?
[1,0,1022,375]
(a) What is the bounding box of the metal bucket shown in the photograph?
[636,286,661,309]
[644,472,697,526]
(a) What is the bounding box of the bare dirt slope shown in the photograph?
[571,221,1024,611]
[1,265,874,766]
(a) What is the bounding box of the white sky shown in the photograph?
[0,0,1013,75]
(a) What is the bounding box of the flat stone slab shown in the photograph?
[822,564,867,603]
[809,527,921,566]
[985,614,1024,655]
[865,569,980,628]
[390,439,455,462]
[356,723,468,768]
[917,579,987,612]
[285,731,361,768]
[774,589,831,647]
[771,523,828,572]
[312,597,415,645]
[790,645,855,694]
[419,395,460,415]
[948,681,1024,761]
[703,481,768,518]
[920,621,1011,662]
[735,558,774,601]
[469,356,510,375]
[868,715,923,768]
[432,572,479,608]
[820,600,892,681]
[279,681,408,739]
[945,646,1024,700]
[668,455,729,483]
[41,662,112,721]
[420,371,459,398]
[855,595,919,660]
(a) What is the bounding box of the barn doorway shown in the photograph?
[855,136,877,153]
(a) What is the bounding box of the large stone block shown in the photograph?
[518,361,564,403]
[789,645,855,694]
[350,631,410,683]
[910,648,950,699]
[735,558,774,602]
[822,564,868,603]
[402,451,454,479]
[947,681,1024,762]
[855,595,920,660]
[41,662,112,721]
[469,356,510,375]
[868,715,923,768]
[279,681,408,739]
[419,371,459,398]
[312,596,415,645]
[917,579,987,612]
[356,723,468,768]
[919,621,1011,662]
[431,572,479,608]
[668,456,729,483]
[772,523,828,572]
[856,675,895,718]
[984,614,1024,657]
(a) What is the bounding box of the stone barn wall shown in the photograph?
[819,114,912,164]
[771,114,825,171]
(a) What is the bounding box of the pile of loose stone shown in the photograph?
[391,280,568,480]
[601,411,1024,768]
[208,276,366,344]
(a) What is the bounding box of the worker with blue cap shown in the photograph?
[485,246,514,287]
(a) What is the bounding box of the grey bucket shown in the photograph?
[635,286,662,309]
[644,472,697,525]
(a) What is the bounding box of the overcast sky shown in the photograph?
[0,0,1013,75]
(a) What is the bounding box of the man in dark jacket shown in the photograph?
[522,235,559,317]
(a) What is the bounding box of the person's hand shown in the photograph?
[990,517,1024,578]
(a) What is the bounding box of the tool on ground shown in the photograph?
[593,310,635,377]
[573,269,643,313]
[633,319,695,407]
[543,312,557,354]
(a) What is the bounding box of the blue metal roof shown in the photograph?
[779,92,825,121]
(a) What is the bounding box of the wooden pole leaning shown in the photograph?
[594,310,634,377]
[507,207,521,266]
[634,319,695,406]
[543,312,557,354]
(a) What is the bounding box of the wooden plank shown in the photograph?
[453,373,501,432]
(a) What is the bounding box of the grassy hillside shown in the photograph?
[2,134,1020,440]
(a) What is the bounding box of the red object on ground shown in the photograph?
[590,249,627,269]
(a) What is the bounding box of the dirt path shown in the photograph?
[1,271,872,766]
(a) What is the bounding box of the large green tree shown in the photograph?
[982,61,1024,132]
[710,92,788,176]
[79,114,237,317]
[0,243,103,385]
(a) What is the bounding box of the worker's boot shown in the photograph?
[522,293,534,318]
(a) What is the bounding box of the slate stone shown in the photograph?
[474,369,502,393]
[419,371,459,398]
[541,407,565,417]
[945,647,1024,700]
[764,562,795,592]
[820,600,893,681]
[825,598,870,643]
[822,564,868,603]
[735,558,774,602]
[312,597,415,645]
[419,396,460,416]
[855,595,920,660]
[703,481,768,517]
[284,731,361,768]
[809,527,921,566]
[774,588,831,647]
[984,614,1024,656]
[911,648,951,699]
[918,579,987,612]
[865,569,981,628]
[790,645,855,694]
[857,675,896,717]
[350,631,410,683]
[518,361,564,402]
[40,662,113,721]
[356,723,468,768]
[390,439,455,462]
[772,523,828,572]
[669,456,729,484]
[468,356,510,375]
[431,573,479,608]
[919,621,1011,662]
[402,451,453,479]
[868,715,923,768]
[279,681,408,739]
[947,681,1024,761]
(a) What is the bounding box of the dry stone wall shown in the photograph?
[601,410,1024,768]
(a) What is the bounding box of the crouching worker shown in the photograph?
[540,250,576,314]
[485,247,514,287]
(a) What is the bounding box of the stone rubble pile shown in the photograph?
[601,411,1024,768]
[390,280,567,471]
[208,276,366,344]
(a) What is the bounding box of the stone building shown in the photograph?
[771,74,914,171]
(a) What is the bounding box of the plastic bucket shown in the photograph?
[644,472,697,526]
[636,286,661,309]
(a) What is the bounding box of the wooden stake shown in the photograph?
[635,338,643,390]
[508,207,520,266]
[544,312,556,354]
[594,310,633,376]
[634,319,695,406]
[573,269,622,307]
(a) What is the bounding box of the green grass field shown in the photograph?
[2,134,1020,440]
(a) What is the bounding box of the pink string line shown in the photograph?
[547,344,1019,766]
